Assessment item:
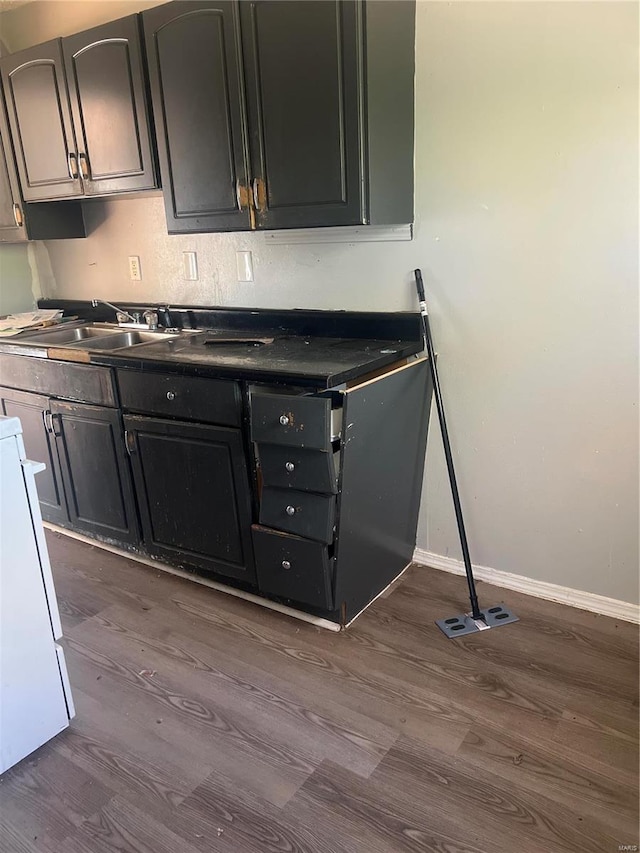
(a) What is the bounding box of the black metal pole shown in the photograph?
[414,269,483,621]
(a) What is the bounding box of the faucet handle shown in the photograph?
[143,309,159,330]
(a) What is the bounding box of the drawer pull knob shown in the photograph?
[285,505,296,516]
[285,461,295,472]
[279,414,290,426]
[166,391,176,400]
[281,560,291,570]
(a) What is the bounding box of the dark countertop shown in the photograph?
[91,331,422,388]
[3,306,424,389]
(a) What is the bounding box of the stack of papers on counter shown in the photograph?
[0,310,63,337]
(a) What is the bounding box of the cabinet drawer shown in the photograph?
[259,486,336,544]
[259,444,339,494]
[117,370,240,427]
[251,392,341,450]
[252,525,333,610]
[0,354,116,406]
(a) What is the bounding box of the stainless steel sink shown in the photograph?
[73,330,178,350]
[17,323,180,352]
[26,326,125,344]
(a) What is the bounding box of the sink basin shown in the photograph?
[26,326,125,345]
[72,330,178,350]
[17,323,180,352]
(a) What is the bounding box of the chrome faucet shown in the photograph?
[142,309,158,330]
[91,299,139,325]
[91,299,163,330]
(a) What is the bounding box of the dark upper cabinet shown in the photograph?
[0,1,413,229]
[143,0,415,234]
[0,39,82,201]
[0,15,157,202]
[143,1,250,233]
[0,93,27,240]
[0,86,85,242]
[240,0,363,229]
[62,15,156,195]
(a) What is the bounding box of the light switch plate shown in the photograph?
[183,251,198,281]
[236,250,253,282]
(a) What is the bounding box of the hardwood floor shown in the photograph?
[2,530,637,853]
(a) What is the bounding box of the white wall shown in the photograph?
[1,0,637,604]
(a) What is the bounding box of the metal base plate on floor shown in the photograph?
[436,604,519,638]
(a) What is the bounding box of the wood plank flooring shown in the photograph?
[1,530,637,853]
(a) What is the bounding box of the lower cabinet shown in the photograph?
[123,415,255,583]
[250,358,431,622]
[0,386,139,545]
[0,353,430,625]
[0,387,68,525]
[52,401,139,544]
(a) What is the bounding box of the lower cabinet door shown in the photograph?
[123,415,255,583]
[51,400,139,544]
[0,387,69,524]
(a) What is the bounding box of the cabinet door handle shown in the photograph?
[67,151,79,179]
[235,179,248,211]
[50,413,62,437]
[124,429,136,455]
[166,390,176,401]
[78,152,90,180]
[285,461,295,472]
[281,560,291,570]
[285,505,297,516]
[43,410,52,433]
[252,177,267,213]
[12,203,23,227]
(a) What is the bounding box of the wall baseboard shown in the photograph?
[413,548,639,624]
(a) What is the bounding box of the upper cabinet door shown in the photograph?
[0,88,85,242]
[0,134,24,241]
[240,0,363,230]
[143,1,251,233]
[62,15,157,195]
[0,93,26,242]
[0,40,83,201]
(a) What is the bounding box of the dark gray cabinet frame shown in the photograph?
[0,15,157,203]
[0,0,414,233]
[143,0,415,234]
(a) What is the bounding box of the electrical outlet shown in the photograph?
[128,255,142,281]
[183,251,198,281]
